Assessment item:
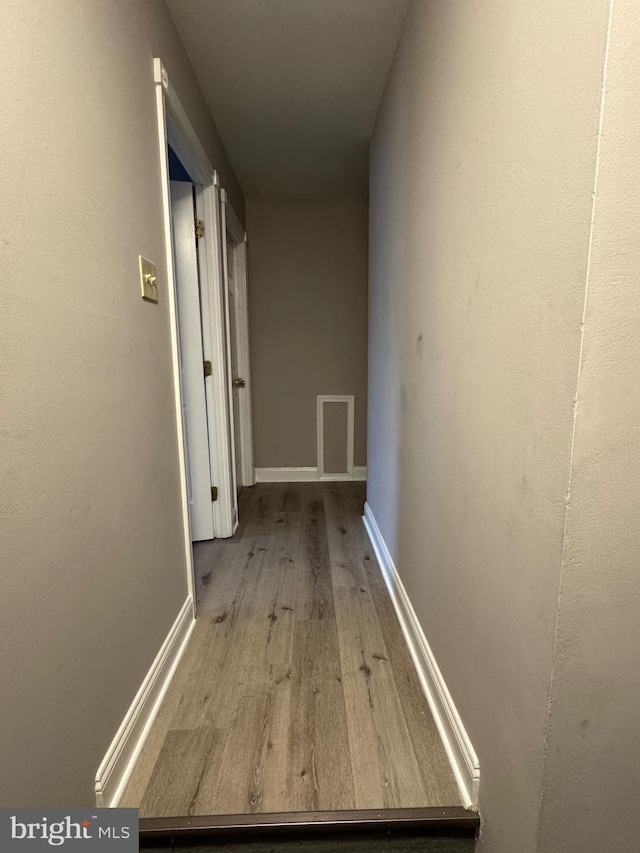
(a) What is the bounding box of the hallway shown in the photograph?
[122,483,459,816]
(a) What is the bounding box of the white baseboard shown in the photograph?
[94,596,196,807]
[363,503,480,809]
[255,466,367,483]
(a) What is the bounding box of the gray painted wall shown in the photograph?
[537,0,640,848]
[0,0,242,806]
[367,0,638,850]
[247,199,368,470]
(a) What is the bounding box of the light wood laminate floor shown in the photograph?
[122,483,459,816]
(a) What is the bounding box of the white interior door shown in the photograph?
[171,180,214,542]
[226,236,243,492]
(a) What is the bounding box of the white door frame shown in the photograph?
[153,59,237,607]
[221,189,255,488]
[317,395,355,480]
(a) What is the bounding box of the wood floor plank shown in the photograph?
[194,540,241,610]
[231,486,268,540]
[164,612,279,733]
[274,482,302,514]
[334,584,430,809]
[140,728,218,817]
[260,512,300,667]
[286,618,355,811]
[192,662,293,814]
[297,486,335,620]
[234,503,300,627]
[242,486,277,537]
[197,536,270,623]
[323,486,373,591]
[368,580,460,805]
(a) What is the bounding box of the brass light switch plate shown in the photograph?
[139,256,158,303]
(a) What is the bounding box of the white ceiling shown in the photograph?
[166,0,409,199]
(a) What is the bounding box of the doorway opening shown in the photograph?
[153,60,253,606]
[221,191,255,492]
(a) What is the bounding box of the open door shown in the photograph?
[170,179,215,542]
[221,192,255,489]
[226,233,243,492]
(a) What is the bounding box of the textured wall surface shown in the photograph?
[367,1,611,850]
[247,199,368,469]
[537,2,640,850]
[0,0,241,806]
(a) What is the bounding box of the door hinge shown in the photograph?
[211,486,218,502]
[203,360,212,377]
[195,219,205,239]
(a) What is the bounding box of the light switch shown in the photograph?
[139,256,158,303]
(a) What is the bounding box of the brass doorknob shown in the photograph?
[233,378,246,388]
